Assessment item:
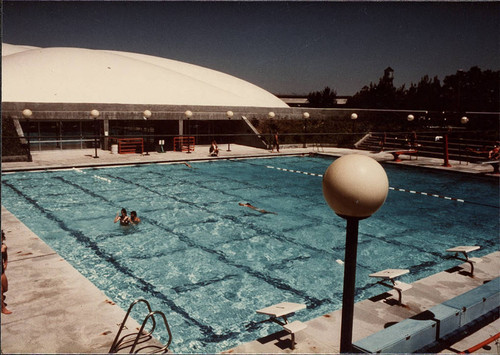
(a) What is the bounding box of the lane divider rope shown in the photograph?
[266,165,498,208]
[72,167,111,183]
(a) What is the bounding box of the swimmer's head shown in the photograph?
[131,211,137,218]
[121,208,127,215]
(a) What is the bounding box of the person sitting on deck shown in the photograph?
[114,208,130,226]
[209,140,219,157]
[130,211,141,225]
[488,145,499,160]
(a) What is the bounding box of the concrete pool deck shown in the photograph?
[1,145,499,353]
[1,144,500,175]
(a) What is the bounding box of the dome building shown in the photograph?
[2,43,300,156]
[2,43,288,108]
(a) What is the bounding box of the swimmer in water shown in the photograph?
[130,211,141,225]
[114,208,130,226]
[238,202,277,215]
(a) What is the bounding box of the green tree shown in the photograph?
[307,86,337,107]
[349,66,499,112]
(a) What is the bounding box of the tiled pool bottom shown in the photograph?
[1,156,498,352]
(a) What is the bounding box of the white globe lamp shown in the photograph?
[322,154,388,352]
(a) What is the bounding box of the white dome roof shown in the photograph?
[2,43,288,108]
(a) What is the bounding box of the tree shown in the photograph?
[348,66,499,112]
[307,86,337,107]
[442,67,500,112]
[347,70,398,109]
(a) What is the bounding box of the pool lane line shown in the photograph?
[388,187,464,202]
[73,167,112,183]
[266,165,499,209]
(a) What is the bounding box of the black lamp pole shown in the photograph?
[90,110,100,158]
[22,109,33,162]
[227,110,233,151]
[143,110,152,156]
[340,217,360,353]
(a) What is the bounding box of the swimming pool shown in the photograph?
[2,155,498,352]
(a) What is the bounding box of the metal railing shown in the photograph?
[109,298,172,354]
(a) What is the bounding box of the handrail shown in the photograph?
[131,311,172,354]
[29,139,94,144]
[109,298,172,354]
[109,298,156,353]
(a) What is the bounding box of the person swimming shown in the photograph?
[130,211,141,225]
[238,202,277,215]
[114,208,130,226]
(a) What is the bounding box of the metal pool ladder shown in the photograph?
[109,298,172,353]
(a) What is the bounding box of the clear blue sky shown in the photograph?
[3,1,499,96]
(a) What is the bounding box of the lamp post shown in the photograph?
[22,109,33,162]
[268,112,276,151]
[143,109,152,156]
[90,109,100,158]
[458,116,469,164]
[322,155,389,353]
[303,112,310,148]
[226,110,234,151]
[185,110,193,153]
[350,113,358,129]
[350,113,358,146]
[441,111,451,167]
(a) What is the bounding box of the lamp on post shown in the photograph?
[143,109,152,156]
[407,114,416,148]
[90,109,100,158]
[226,110,234,151]
[184,110,193,154]
[350,113,358,146]
[268,111,276,151]
[350,113,358,129]
[441,111,451,167]
[303,112,310,148]
[459,116,469,164]
[22,109,33,162]
[322,155,389,353]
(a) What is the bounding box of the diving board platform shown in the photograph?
[383,149,418,162]
[446,245,481,276]
[480,160,499,174]
[256,302,307,349]
[370,269,412,305]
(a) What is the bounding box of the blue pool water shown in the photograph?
[2,156,498,353]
